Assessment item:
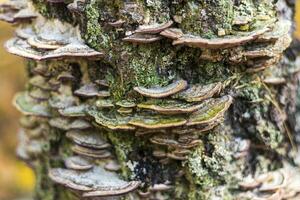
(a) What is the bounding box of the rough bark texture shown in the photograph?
[1,0,300,199]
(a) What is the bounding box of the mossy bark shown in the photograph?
[2,0,300,199]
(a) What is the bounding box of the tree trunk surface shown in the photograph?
[1,0,300,199]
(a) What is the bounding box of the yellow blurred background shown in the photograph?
[0,1,299,200]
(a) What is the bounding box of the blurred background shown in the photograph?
[0,1,299,200]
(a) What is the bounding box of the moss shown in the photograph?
[107,131,136,179]
[31,0,73,23]
[186,132,233,188]
[107,43,175,100]
[177,0,234,37]
[83,0,106,50]
[34,159,55,200]
[254,106,283,149]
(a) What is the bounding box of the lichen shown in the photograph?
[31,0,73,23]
[186,132,233,188]
[107,131,136,179]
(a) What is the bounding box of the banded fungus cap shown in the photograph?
[49,95,77,109]
[94,79,109,88]
[49,117,92,130]
[6,38,104,61]
[13,92,51,117]
[129,114,187,129]
[66,129,111,149]
[42,43,104,60]
[27,36,65,50]
[137,100,204,115]
[57,71,76,82]
[173,28,269,49]
[173,82,222,102]
[74,83,110,98]
[58,104,89,117]
[107,19,125,28]
[15,26,35,39]
[117,107,133,114]
[116,100,136,108]
[150,135,201,149]
[87,109,136,131]
[134,80,188,98]
[95,99,114,109]
[160,28,184,40]
[71,144,112,159]
[104,160,121,172]
[64,156,93,171]
[5,37,43,60]
[123,33,162,44]
[186,95,233,126]
[135,21,173,34]
[49,166,137,196]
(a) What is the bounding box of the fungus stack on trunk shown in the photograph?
[1,0,300,199]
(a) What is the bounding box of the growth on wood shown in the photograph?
[1,0,300,199]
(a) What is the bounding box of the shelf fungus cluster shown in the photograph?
[1,0,300,199]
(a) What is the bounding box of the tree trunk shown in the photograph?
[1,0,300,199]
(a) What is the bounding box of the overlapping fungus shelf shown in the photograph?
[49,167,140,197]
[172,27,269,49]
[123,33,163,44]
[5,17,104,61]
[87,109,136,131]
[74,83,110,98]
[134,80,188,98]
[71,144,112,159]
[129,114,187,129]
[237,164,300,200]
[58,105,88,117]
[134,21,173,34]
[13,92,51,117]
[2,0,299,199]
[172,82,222,102]
[186,95,233,126]
[66,129,111,149]
[64,156,93,171]
[0,0,36,23]
[49,117,92,130]
[137,100,204,115]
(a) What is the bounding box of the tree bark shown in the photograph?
[1,0,300,199]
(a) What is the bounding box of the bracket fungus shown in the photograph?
[64,156,93,171]
[172,28,269,49]
[66,129,111,149]
[135,21,174,34]
[2,0,300,199]
[49,167,140,197]
[137,100,205,115]
[134,80,188,98]
[71,144,112,159]
[13,92,51,117]
[123,33,163,44]
[0,1,37,23]
[74,83,110,98]
[186,95,233,126]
